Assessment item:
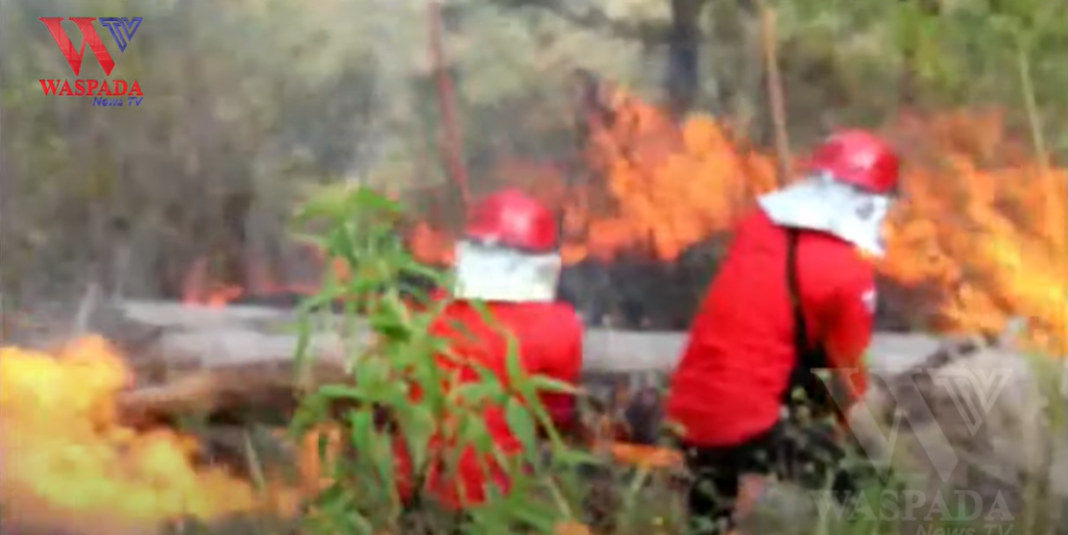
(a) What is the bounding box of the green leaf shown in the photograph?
[369,432,399,500]
[399,403,437,475]
[452,381,502,407]
[316,383,364,401]
[503,496,559,532]
[347,409,375,450]
[505,398,538,453]
[529,374,578,395]
[549,449,602,469]
[457,411,493,453]
[354,355,391,388]
[503,333,530,398]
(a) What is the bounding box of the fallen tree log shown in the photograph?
[75,298,954,436]
[110,299,943,376]
[117,358,351,427]
[97,300,981,466]
[100,299,945,429]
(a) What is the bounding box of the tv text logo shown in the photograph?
[38,17,144,107]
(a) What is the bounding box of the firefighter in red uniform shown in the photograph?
[665,130,901,535]
[398,189,583,513]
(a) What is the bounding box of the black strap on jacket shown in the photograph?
[783,229,837,420]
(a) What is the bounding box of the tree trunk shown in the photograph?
[898,0,942,107]
[665,0,708,118]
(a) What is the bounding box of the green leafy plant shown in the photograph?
[285,185,599,535]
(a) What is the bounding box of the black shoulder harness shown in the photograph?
[783,229,837,418]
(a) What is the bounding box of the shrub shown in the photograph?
[286,186,608,535]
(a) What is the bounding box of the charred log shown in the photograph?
[558,233,731,329]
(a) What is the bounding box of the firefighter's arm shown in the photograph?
[542,322,585,427]
[538,314,584,432]
[823,279,875,408]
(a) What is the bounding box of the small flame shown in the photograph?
[180,246,340,308]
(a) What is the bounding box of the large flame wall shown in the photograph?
[175,84,1066,353]
[412,90,1067,355]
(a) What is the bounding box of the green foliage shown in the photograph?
[287,186,597,534]
[773,0,1067,148]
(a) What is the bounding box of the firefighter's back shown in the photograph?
[666,208,867,447]
[430,299,583,436]
[394,188,585,510]
[414,299,582,506]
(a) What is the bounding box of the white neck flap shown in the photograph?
[757,174,891,257]
[452,241,562,303]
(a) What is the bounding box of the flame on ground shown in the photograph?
[180,248,344,309]
[0,336,296,534]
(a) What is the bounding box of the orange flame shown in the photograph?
[0,336,297,533]
[174,86,1064,355]
[561,87,779,263]
[880,110,1068,354]
[409,94,1066,354]
[408,87,780,265]
[181,246,345,309]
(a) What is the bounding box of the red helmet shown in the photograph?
[464,189,558,252]
[807,130,900,194]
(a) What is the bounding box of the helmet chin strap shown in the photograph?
[452,240,562,303]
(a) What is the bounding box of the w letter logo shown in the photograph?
[39,17,142,77]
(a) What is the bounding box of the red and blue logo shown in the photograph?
[38,17,144,107]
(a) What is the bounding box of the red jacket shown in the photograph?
[395,297,583,508]
[666,208,873,447]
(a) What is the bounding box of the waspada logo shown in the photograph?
[38,17,144,107]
